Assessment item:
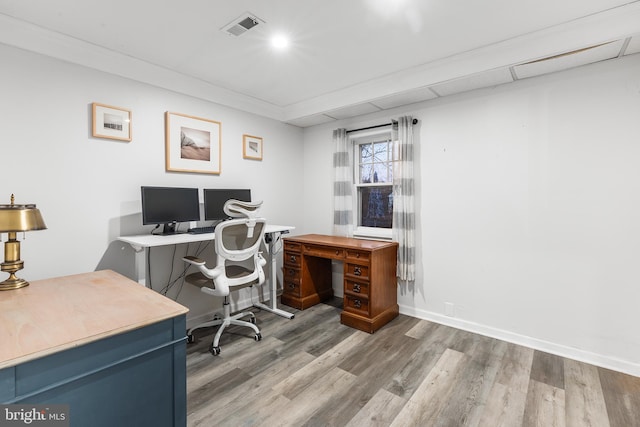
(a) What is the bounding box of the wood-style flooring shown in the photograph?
[186,298,640,426]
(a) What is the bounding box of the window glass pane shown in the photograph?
[359,186,393,228]
[359,164,373,183]
[360,144,372,164]
[373,141,389,162]
[373,163,391,183]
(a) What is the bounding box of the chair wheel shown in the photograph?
[210,344,221,355]
[250,316,257,324]
[186,334,195,344]
[254,333,262,341]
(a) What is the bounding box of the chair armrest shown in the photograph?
[183,255,206,266]
[257,251,267,268]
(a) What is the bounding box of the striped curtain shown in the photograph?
[332,128,353,237]
[392,116,416,282]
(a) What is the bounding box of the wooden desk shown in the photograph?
[281,234,399,333]
[0,270,188,427]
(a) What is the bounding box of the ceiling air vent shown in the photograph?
[221,13,264,37]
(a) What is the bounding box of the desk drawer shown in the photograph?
[346,250,370,263]
[283,281,301,297]
[345,263,369,280]
[284,241,302,253]
[303,244,345,259]
[284,251,302,268]
[283,266,300,283]
[345,279,369,297]
[344,294,370,316]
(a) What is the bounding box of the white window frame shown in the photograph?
[349,128,395,240]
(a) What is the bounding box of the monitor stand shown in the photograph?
[161,222,179,235]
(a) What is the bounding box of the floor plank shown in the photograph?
[389,348,467,426]
[522,379,566,427]
[530,350,565,390]
[564,359,610,427]
[345,389,407,427]
[598,367,640,427]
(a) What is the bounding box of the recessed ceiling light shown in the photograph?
[271,34,290,50]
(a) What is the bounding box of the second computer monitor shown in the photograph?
[204,188,252,221]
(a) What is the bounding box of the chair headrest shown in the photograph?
[224,199,263,219]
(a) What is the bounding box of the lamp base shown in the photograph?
[0,273,29,290]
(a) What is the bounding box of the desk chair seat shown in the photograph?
[183,200,267,356]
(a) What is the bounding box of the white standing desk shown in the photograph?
[118,224,295,319]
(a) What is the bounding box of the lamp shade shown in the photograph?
[0,201,47,232]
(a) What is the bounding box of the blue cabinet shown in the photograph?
[0,270,188,427]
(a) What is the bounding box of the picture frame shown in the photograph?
[92,103,131,141]
[165,112,222,174]
[243,134,263,160]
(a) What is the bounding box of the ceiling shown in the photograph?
[1,0,639,127]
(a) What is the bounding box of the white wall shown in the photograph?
[0,44,304,324]
[302,53,640,376]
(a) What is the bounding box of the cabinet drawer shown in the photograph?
[284,241,302,253]
[346,250,370,263]
[344,294,370,316]
[283,266,300,283]
[303,244,345,260]
[283,281,301,297]
[344,279,369,296]
[284,251,302,268]
[345,263,369,280]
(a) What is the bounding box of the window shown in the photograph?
[351,129,397,239]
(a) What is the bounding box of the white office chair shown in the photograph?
[183,199,267,355]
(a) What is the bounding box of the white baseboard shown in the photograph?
[399,304,640,378]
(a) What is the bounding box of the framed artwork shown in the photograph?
[92,103,131,141]
[243,134,263,160]
[165,112,222,174]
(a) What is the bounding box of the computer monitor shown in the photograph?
[141,186,200,234]
[203,188,251,221]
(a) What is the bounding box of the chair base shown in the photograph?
[186,297,261,355]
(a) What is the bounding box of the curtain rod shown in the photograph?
[346,118,418,134]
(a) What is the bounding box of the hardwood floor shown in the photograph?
[186,299,640,426]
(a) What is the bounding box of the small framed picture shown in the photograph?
[165,111,222,174]
[243,134,263,160]
[92,103,132,141]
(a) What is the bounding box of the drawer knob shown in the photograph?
[353,284,361,293]
[353,299,362,309]
[336,250,340,255]
[290,255,297,262]
[288,283,295,289]
[288,269,295,275]
[354,266,362,276]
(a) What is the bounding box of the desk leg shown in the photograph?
[124,243,148,286]
[254,231,295,319]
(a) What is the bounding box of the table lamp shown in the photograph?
[0,194,47,290]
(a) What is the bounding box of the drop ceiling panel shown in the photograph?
[285,114,336,127]
[325,103,381,120]
[370,88,438,110]
[624,34,640,55]
[512,40,624,79]
[430,68,514,97]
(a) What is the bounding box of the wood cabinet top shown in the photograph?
[284,234,398,251]
[0,269,188,369]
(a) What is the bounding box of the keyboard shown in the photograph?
[188,226,216,234]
